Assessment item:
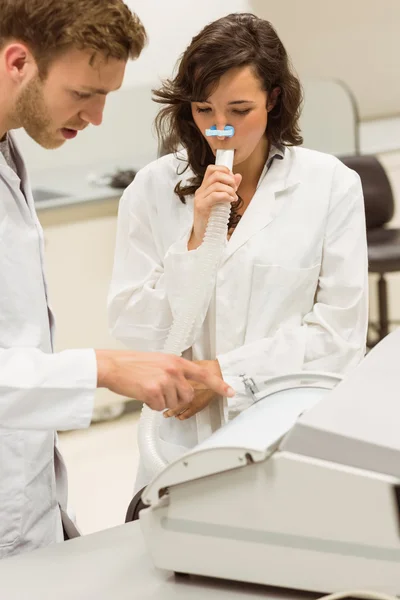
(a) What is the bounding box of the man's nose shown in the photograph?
[80,96,106,127]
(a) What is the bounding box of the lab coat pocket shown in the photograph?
[246,263,321,341]
[0,430,24,548]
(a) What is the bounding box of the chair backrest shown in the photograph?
[339,155,394,229]
[300,78,360,156]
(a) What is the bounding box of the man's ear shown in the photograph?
[267,86,281,112]
[4,43,37,83]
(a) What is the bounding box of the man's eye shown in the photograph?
[73,91,92,100]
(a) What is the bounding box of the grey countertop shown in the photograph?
[29,161,137,211]
[0,521,309,600]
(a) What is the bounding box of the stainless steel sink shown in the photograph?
[32,188,69,203]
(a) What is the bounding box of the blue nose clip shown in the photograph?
[205,125,235,138]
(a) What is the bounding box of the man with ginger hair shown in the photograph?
[0,0,233,557]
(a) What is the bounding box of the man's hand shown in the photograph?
[95,351,234,412]
[163,359,224,419]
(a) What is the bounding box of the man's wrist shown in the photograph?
[95,350,114,389]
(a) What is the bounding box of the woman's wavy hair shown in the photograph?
[153,13,303,205]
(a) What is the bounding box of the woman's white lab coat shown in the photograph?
[108,146,368,487]
[0,134,97,558]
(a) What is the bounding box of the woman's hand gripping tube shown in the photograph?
[138,130,235,480]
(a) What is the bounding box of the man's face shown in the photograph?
[12,48,126,149]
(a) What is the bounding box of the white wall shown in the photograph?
[124,0,250,87]
[250,0,400,121]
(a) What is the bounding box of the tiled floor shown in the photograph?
[58,411,141,534]
[59,150,400,536]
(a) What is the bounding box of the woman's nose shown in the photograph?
[215,121,230,140]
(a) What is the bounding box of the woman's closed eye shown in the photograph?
[195,107,252,116]
[196,106,252,117]
[232,108,251,116]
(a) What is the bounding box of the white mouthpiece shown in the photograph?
[216,149,235,171]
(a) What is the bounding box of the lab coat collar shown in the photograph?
[3,131,38,218]
[0,144,20,182]
[222,146,300,263]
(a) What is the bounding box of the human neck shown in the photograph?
[233,136,270,189]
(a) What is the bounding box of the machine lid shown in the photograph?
[142,445,269,506]
[282,330,400,479]
[142,384,330,506]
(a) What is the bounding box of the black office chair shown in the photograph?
[340,155,400,344]
[125,487,147,523]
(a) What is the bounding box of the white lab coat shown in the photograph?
[108,146,368,488]
[0,133,97,558]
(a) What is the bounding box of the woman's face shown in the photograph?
[191,65,275,167]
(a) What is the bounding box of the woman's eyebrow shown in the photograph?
[194,99,255,105]
[228,100,256,105]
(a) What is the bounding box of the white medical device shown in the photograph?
[140,330,400,595]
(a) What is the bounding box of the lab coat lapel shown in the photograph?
[0,150,21,187]
[222,149,299,264]
[7,132,56,348]
[0,138,34,229]
[8,132,37,216]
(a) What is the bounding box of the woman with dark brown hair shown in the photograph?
[109,13,368,489]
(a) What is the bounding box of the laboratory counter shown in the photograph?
[30,161,139,212]
[0,521,318,600]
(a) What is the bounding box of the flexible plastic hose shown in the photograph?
[138,149,235,478]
